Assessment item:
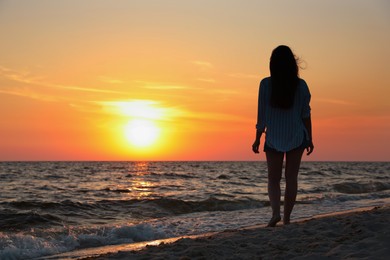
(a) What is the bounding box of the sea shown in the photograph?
[0,161,389,259]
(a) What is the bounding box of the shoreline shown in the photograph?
[43,204,390,260]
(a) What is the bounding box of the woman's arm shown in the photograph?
[252,130,262,153]
[253,80,266,154]
[303,117,314,155]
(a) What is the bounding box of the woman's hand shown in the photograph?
[252,140,260,154]
[306,141,314,155]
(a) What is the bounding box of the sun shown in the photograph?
[124,119,160,148]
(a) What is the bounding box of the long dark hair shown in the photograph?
[269,45,299,109]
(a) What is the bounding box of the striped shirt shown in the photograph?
[256,77,311,152]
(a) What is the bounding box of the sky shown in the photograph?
[0,0,389,161]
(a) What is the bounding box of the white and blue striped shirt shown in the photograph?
[256,77,311,152]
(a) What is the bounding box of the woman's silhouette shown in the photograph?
[252,45,314,227]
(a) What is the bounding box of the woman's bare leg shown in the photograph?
[265,151,284,227]
[283,148,304,224]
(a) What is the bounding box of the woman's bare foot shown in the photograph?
[267,215,281,227]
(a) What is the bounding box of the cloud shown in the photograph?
[49,84,125,94]
[98,76,124,84]
[191,60,213,70]
[196,78,216,83]
[134,80,201,90]
[208,89,238,95]
[0,88,57,102]
[143,85,193,90]
[0,65,127,99]
[94,99,247,124]
[183,110,251,124]
[90,98,252,133]
[317,98,355,106]
[228,73,259,79]
[0,66,45,84]
[95,99,187,121]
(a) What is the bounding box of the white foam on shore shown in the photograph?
[1,208,265,260]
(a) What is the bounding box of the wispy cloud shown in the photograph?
[228,73,259,79]
[191,60,213,70]
[192,113,252,122]
[317,98,355,106]
[95,98,247,121]
[196,78,216,83]
[48,84,125,94]
[95,99,187,121]
[98,76,124,84]
[0,88,57,102]
[134,80,201,90]
[208,89,238,95]
[0,66,45,84]
[143,85,193,90]
[0,65,127,100]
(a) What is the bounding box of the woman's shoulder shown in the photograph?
[298,78,309,88]
[298,78,310,94]
[298,78,307,85]
[260,77,271,86]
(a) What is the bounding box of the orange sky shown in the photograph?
[1,0,389,161]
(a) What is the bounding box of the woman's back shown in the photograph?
[257,77,311,152]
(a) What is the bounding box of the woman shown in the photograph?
[252,45,314,227]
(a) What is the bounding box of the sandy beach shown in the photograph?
[85,205,390,260]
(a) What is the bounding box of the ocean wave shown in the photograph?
[150,172,200,179]
[137,197,265,214]
[0,198,266,230]
[0,211,63,231]
[0,205,272,260]
[4,197,266,214]
[333,182,390,194]
[102,187,132,193]
[86,197,267,218]
[3,200,95,211]
[0,222,170,260]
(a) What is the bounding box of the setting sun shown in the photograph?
[99,99,185,155]
[124,119,160,148]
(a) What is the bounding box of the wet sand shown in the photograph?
[79,205,390,260]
